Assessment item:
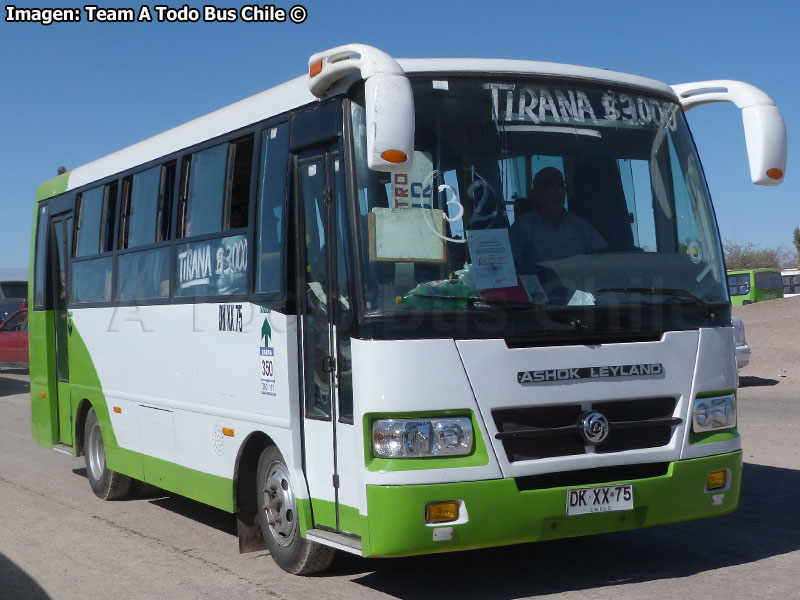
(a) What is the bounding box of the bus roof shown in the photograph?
[37,57,677,201]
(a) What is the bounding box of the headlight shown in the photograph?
[692,394,736,432]
[372,417,474,458]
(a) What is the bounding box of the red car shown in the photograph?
[0,306,28,368]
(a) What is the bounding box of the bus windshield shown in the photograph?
[350,76,727,320]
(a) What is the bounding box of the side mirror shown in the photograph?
[672,80,787,186]
[308,44,414,173]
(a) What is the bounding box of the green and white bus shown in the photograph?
[29,44,787,574]
[727,268,783,305]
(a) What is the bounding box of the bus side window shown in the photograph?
[75,186,105,257]
[179,143,228,238]
[33,204,48,308]
[120,165,161,249]
[101,182,118,253]
[256,122,290,295]
[178,135,254,239]
[227,135,253,230]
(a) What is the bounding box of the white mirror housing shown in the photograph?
[308,44,414,173]
[671,80,787,186]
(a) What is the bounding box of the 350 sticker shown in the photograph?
[260,347,276,396]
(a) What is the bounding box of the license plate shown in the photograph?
[566,484,634,516]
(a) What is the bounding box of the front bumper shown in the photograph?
[363,451,742,557]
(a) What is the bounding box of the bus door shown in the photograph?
[295,145,357,534]
[48,211,74,445]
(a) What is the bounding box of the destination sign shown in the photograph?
[518,363,664,384]
[483,83,679,131]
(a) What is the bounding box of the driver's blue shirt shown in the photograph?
[509,208,606,266]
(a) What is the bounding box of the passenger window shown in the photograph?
[75,186,104,257]
[179,135,254,238]
[120,163,175,248]
[33,204,48,308]
[175,235,248,297]
[71,257,113,303]
[76,183,117,257]
[102,182,118,253]
[256,123,290,294]
[117,247,171,300]
[228,135,253,229]
[180,143,227,237]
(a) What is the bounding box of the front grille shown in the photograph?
[493,397,680,462]
[515,462,670,491]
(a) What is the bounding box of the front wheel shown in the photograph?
[256,446,335,574]
[84,407,131,500]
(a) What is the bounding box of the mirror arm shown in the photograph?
[671,80,787,186]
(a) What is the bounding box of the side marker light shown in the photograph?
[222,427,235,437]
[40,392,47,398]
[309,59,322,78]
[113,406,122,414]
[766,168,783,179]
[426,500,459,523]
[706,470,727,490]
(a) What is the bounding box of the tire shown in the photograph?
[256,446,335,575]
[84,407,131,500]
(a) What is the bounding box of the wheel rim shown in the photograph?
[262,460,296,547]
[87,420,105,482]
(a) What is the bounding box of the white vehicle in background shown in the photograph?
[732,316,751,369]
[781,268,800,298]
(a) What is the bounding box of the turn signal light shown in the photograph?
[309,59,322,78]
[222,427,235,437]
[381,150,408,163]
[426,500,459,523]
[766,168,783,180]
[706,470,727,490]
[113,406,122,414]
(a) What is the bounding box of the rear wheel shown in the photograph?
[84,407,131,500]
[256,446,335,574]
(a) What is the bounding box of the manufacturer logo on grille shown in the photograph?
[580,411,610,445]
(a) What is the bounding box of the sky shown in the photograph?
[0,0,797,276]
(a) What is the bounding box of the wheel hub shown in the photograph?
[262,460,296,547]
[87,421,105,481]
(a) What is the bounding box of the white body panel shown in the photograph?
[72,303,308,498]
[351,338,504,491]
[75,300,738,503]
[350,329,737,492]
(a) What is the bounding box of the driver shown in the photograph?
[510,167,606,267]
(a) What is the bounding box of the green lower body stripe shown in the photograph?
[362,451,742,557]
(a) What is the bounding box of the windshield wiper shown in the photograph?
[405,293,545,310]
[595,287,717,318]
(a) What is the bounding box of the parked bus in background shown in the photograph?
[727,268,783,305]
[28,44,787,574]
[781,268,800,298]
